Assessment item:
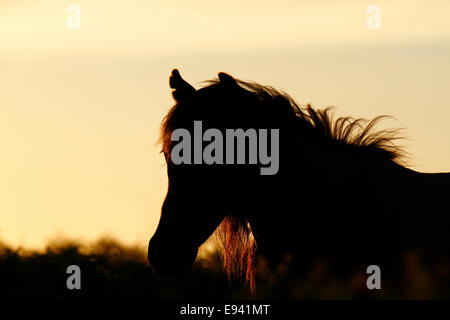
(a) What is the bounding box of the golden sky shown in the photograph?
[1,0,450,249]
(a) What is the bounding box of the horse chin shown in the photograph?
[148,240,198,277]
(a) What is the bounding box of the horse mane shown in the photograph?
[159,76,406,292]
[230,79,406,164]
[216,215,257,292]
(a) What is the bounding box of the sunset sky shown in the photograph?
[1,0,450,249]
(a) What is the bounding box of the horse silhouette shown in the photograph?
[148,69,450,292]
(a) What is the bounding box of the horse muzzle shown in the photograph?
[147,236,198,277]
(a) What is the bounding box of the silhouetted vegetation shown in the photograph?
[0,237,245,299]
[1,237,450,299]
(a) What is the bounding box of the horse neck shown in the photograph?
[247,142,450,264]
[246,147,414,252]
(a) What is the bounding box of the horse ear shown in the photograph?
[218,72,238,87]
[169,69,196,101]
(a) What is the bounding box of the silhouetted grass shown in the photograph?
[1,237,450,299]
[0,237,247,299]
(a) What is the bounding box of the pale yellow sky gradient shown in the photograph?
[1,0,450,249]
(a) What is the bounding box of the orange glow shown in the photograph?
[1,0,449,249]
